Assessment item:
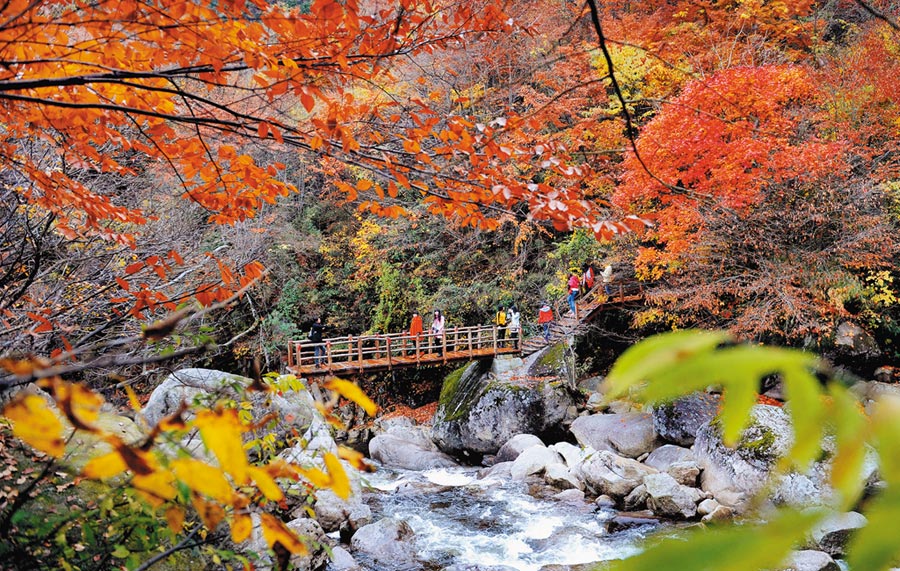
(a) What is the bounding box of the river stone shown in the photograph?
[443,565,519,571]
[550,441,590,467]
[545,463,583,490]
[479,461,513,480]
[643,444,695,471]
[328,545,361,570]
[496,434,545,463]
[623,484,648,511]
[570,413,661,458]
[696,498,720,516]
[693,405,793,509]
[350,518,417,566]
[807,511,867,557]
[606,510,660,533]
[510,445,563,480]
[780,550,840,571]
[576,450,658,498]
[432,360,576,459]
[667,461,701,487]
[643,472,701,520]
[651,392,721,447]
[369,431,458,470]
[553,488,586,504]
[700,504,734,523]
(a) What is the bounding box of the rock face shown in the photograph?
[651,393,720,447]
[693,405,793,508]
[782,550,840,571]
[807,512,867,557]
[432,360,576,459]
[495,434,545,463]
[570,413,661,458]
[246,515,330,571]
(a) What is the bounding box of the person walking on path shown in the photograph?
[431,309,445,355]
[493,305,507,343]
[538,301,553,343]
[507,305,521,349]
[567,270,580,318]
[407,310,423,356]
[309,316,326,366]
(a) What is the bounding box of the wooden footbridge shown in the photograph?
[287,281,644,378]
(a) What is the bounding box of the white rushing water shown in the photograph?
[358,466,651,571]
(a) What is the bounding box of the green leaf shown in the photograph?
[871,395,900,486]
[603,330,732,401]
[604,509,824,571]
[846,487,900,571]
[826,384,869,508]
[779,365,826,471]
[719,371,758,446]
[111,545,130,558]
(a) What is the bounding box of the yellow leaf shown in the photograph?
[132,470,177,505]
[260,513,307,555]
[338,445,375,472]
[171,458,234,502]
[249,466,284,502]
[192,494,225,531]
[194,409,249,484]
[231,512,253,543]
[165,506,185,534]
[324,452,351,499]
[295,465,330,489]
[3,394,65,457]
[82,451,127,479]
[124,386,142,412]
[54,380,103,430]
[324,378,378,416]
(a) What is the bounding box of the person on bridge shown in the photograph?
[407,310,423,356]
[567,270,580,318]
[431,309,445,355]
[581,262,595,294]
[309,316,325,367]
[538,301,553,342]
[601,264,614,295]
[507,305,521,349]
[494,305,507,342]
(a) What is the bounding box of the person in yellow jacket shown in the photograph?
[493,305,507,343]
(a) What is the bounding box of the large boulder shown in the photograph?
[576,450,658,498]
[350,518,417,567]
[693,405,793,508]
[570,413,661,458]
[141,368,323,449]
[834,321,879,356]
[651,393,721,447]
[644,445,695,471]
[431,360,576,459]
[368,424,458,470]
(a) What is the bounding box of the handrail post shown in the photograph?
[442,331,447,363]
[416,336,421,365]
[287,342,294,368]
[468,328,474,357]
[357,337,363,363]
[326,341,332,369]
[387,337,392,369]
[493,325,498,354]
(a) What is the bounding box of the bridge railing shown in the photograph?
[287,323,519,370]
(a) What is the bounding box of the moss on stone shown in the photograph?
[738,423,777,457]
[438,360,490,422]
[439,362,470,407]
[537,341,566,368]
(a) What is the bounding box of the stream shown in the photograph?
[350,466,655,571]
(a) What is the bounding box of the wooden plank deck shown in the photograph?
[286,280,646,377]
[291,345,521,377]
